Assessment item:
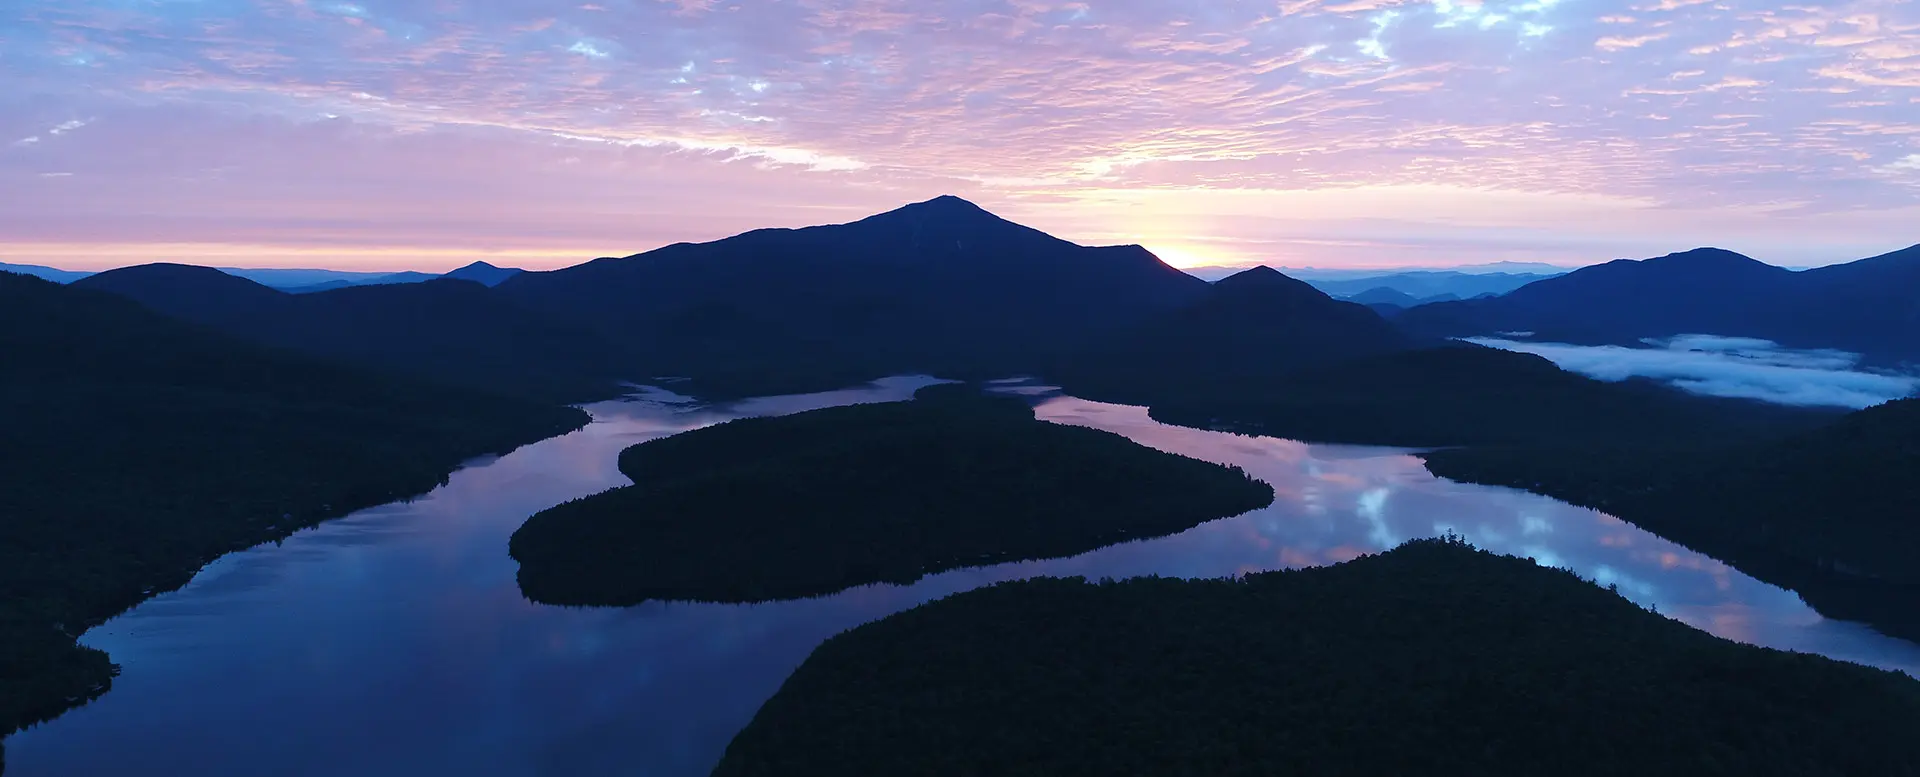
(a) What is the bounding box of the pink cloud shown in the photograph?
[1,0,1917,270]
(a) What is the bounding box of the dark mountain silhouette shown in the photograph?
[75,262,288,316]
[1151,266,1410,365]
[75,265,630,402]
[0,271,585,763]
[496,195,1209,395]
[1785,244,1920,363]
[1143,342,1828,448]
[444,261,523,287]
[1053,265,1821,449]
[1399,246,1920,364]
[1054,266,1413,406]
[1399,248,1796,341]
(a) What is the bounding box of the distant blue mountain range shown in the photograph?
[0,262,93,284]
[1182,264,1565,303]
[2,261,523,290]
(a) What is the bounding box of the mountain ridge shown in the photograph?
[1052,264,1415,406]
[496,195,1209,396]
[1397,245,1917,363]
[74,265,629,403]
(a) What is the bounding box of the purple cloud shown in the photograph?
[2,0,1916,270]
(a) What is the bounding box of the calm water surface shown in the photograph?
[11,376,1920,776]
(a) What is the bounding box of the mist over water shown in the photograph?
[1468,335,1920,409]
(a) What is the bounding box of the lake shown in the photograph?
[9,376,1920,776]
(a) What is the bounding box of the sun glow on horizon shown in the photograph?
[1136,242,1233,270]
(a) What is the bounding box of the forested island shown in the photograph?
[1423,397,1920,641]
[1123,347,1917,639]
[0,272,588,768]
[509,385,1274,605]
[715,537,1920,777]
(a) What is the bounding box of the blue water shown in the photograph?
[10,376,1919,776]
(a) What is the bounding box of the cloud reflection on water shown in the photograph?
[10,379,1919,777]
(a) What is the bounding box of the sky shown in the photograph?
[3,0,1918,272]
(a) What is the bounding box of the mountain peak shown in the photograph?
[1646,247,1769,269]
[78,262,282,293]
[116,262,234,278]
[829,194,1075,258]
[1222,265,1283,279]
[1202,266,1351,312]
[1213,265,1309,291]
[71,263,287,322]
[911,194,987,213]
[444,261,525,287]
[873,194,1005,223]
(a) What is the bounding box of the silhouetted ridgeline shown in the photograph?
[1423,397,1920,641]
[0,272,588,765]
[1397,245,1920,366]
[72,197,1217,402]
[1068,338,1831,449]
[508,385,1273,605]
[715,538,1920,777]
[1054,265,1413,405]
[495,196,1209,398]
[1045,261,1832,449]
[73,264,634,404]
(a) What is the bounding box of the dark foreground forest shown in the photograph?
[509,385,1274,605]
[715,537,1920,777]
[1423,397,1920,641]
[0,273,587,770]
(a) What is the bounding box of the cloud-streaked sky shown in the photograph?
[3,0,1918,271]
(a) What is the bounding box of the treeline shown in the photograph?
[508,385,1274,605]
[1067,342,1833,449]
[1423,397,1920,640]
[715,537,1920,777]
[1055,325,1920,639]
[0,272,588,766]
